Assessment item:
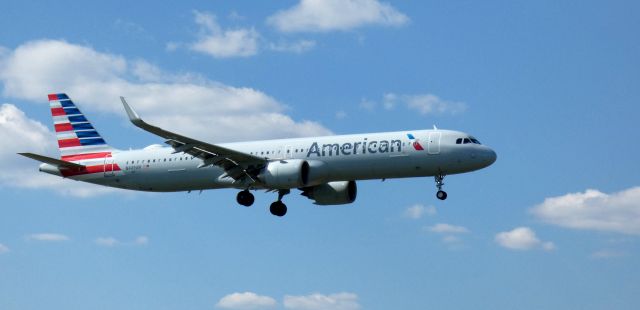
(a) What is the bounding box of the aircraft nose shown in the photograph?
[485,148,497,166]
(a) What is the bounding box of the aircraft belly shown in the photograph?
[323,153,429,180]
[113,165,230,192]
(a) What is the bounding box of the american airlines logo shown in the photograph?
[407,133,425,151]
[306,133,422,157]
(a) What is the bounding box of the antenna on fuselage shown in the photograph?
[433,125,438,130]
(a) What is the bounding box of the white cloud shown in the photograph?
[381,93,397,110]
[134,236,148,245]
[591,249,625,259]
[182,11,316,55]
[403,204,436,219]
[284,292,360,310]
[26,233,70,242]
[0,103,125,196]
[190,11,260,58]
[269,40,316,53]
[404,94,467,115]
[360,93,466,116]
[0,103,55,187]
[95,235,149,247]
[426,223,470,247]
[495,227,555,251]
[530,187,640,235]
[165,41,180,52]
[442,235,461,244]
[358,98,376,111]
[0,39,331,143]
[335,110,347,119]
[267,0,409,33]
[216,292,277,310]
[0,243,9,254]
[427,223,469,234]
[130,60,166,82]
[95,237,119,247]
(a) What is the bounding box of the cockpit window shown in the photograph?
[457,136,481,145]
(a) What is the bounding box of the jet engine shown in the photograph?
[301,181,357,205]
[258,159,310,189]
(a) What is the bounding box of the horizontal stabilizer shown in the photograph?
[18,152,85,170]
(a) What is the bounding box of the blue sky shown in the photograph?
[1,1,639,309]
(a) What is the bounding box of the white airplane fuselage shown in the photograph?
[41,129,496,192]
[24,93,496,216]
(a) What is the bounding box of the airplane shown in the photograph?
[19,93,497,217]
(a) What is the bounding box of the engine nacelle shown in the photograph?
[305,159,329,186]
[301,181,357,205]
[258,159,309,189]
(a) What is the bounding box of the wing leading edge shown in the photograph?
[120,97,266,183]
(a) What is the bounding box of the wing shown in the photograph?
[120,97,266,183]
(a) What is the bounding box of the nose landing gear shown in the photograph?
[435,173,447,200]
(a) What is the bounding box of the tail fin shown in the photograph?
[48,93,114,159]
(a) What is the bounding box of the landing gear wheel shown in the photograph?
[236,190,255,207]
[436,190,448,200]
[434,173,447,200]
[269,201,287,217]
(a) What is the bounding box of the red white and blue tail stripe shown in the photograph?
[49,93,114,158]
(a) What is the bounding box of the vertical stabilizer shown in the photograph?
[48,93,114,160]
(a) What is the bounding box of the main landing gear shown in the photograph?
[435,173,448,200]
[236,190,255,207]
[236,189,289,217]
[269,189,289,217]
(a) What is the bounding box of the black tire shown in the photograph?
[244,192,255,206]
[436,190,448,200]
[236,190,254,207]
[269,201,287,217]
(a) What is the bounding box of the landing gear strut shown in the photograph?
[435,173,447,200]
[236,190,255,207]
[270,189,289,217]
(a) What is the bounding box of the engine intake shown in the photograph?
[301,181,357,205]
[258,159,309,189]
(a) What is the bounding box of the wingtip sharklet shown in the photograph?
[120,96,144,126]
